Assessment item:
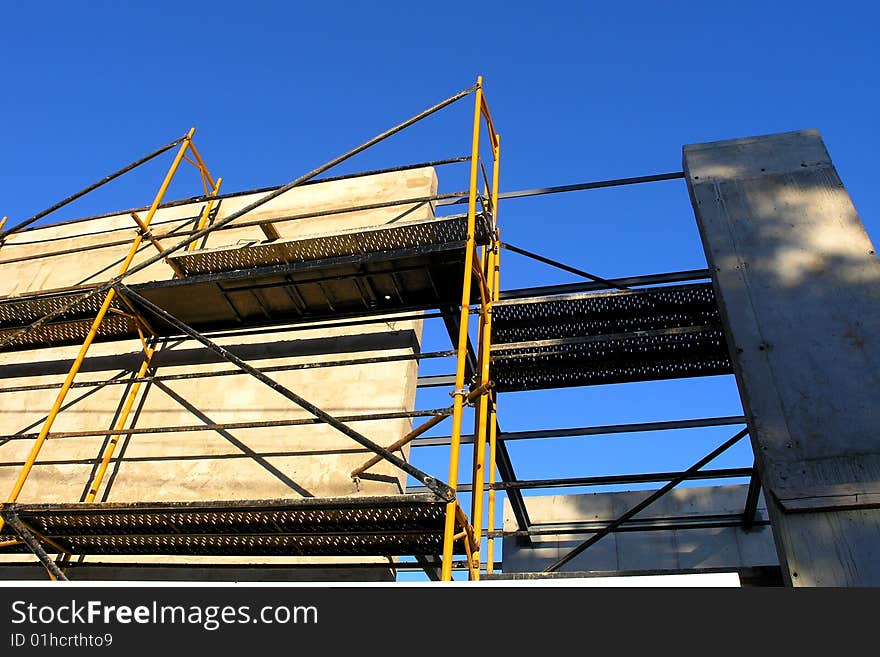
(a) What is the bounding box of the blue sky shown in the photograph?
[1,2,876,578]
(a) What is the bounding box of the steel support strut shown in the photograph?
[0,509,68,581]
[470,137,501,578]
[0,83,478,353]
[0,132,196,537]
[485,152,502,572]
[350,384,490,478]
[115,284,453,500]
[0,135,187,241]
[742,462,762,529]
[544,427,750,572]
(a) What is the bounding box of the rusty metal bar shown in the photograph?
[350,384,491,478]
[0,84,477,352]
[0,135,187,241]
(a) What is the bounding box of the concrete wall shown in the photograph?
[502,485,778,576]
[0,168,437,576]
[684,129,880,585]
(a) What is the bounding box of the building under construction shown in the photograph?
[0,78,877,585]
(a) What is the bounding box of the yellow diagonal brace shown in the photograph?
[129,211,186,278]
[187,177,223,253]
[85,345,155,503]
[0,130,193,532]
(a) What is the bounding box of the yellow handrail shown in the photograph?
[441,76,485,581]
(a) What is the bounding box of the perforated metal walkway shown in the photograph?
[0,214,489,351]
[490,283,733,391]
[0,494,465,557]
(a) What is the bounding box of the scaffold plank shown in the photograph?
[491,283,732,390]
[0,494,466,557]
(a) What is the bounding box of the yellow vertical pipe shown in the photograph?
[186,139,216,190]
[486,138,501,573]
[490,136,500,229]
[440,77,483,581]
[84,346,154,503]
[486,397,499,573]
[469,244,495,580]
[187,177,223,252]
[0,132,193,531]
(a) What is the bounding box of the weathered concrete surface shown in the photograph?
[684,130,880,585]
[0,168,437,577]
[502,485,778,575]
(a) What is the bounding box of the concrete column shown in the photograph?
[684,129,880,586]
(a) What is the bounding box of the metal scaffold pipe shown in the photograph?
[0,135,188,241]
[0,84,478,352]
[440,76,485,581]
[0,132,197,534]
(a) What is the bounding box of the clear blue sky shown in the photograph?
[1,2,876,578]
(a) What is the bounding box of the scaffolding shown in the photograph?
[0,77,507,581]
[0,77,762,583]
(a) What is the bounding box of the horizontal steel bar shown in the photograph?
[0,408,452,442]
[10,156,472,242]
[494,467,752,490]
[545,428,751,572]
[406,467,752,493]
[301,156,470,186]
[416,374,456,388]
[494,171,685,201]
[11,166,676,240]
[490,325,720,356]
[199,311,445,340]
[176,192,468,235]
[0,350,457,396]
[498,269,712,300]
[0,449,374,468]
[493,517,771,539]
[410,416,748,448]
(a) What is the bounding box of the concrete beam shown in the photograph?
[684,129,880,585]
[502,485,778,576]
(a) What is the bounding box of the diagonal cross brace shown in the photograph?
[544,427,750,572]
[0,507,68,581]
[116,284,454,501]
[0,84,477,353]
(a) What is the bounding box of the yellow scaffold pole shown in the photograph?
[472,134,501,578]
[0,129,195,533]
[84,343,155,503]
[441,77,483,581]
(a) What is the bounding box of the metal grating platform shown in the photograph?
[490,283,733,391]
[0,215,488,351]
[0,494,466,557]
[170,214,488,276]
